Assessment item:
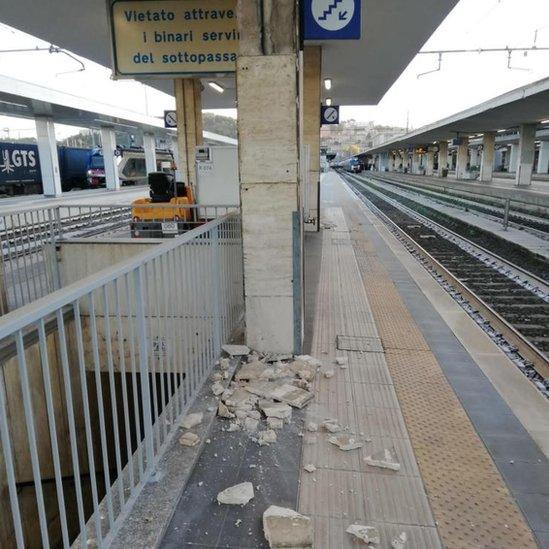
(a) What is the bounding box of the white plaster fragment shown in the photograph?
[346,524,380,545]
[262,506,313,548]
[179,432,200,447]
[217,482,254,505]
[328,435,363,451]
[244,417,259,433]
[321,420,342,433]
[218,402,235,419]
[227,421,241,432]
[364,448,401,472]
[222,344,251,356]
[258,429,277,446]
[295,355,322,368]
[260,400,292,420]
[211,382,224,396]
[304,464,316,473]
[305,422,318,432]
[219,357,231,370]
[392,532,408,549]
[247,410,261,420]
[181,412,203,430]
[267,417,284,430]
[324,369,335,379]
[290,360,317,382]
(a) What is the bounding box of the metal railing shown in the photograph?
[0,203,238,314]
[0,213,244,547]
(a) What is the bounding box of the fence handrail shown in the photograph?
[0,212,240,340]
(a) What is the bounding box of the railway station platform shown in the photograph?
[0,184,149,214]
[124,171,549,549]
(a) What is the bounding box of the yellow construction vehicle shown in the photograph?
[131,171,197,238]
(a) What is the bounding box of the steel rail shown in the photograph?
[343,174,549,380]
[347,173,549,292]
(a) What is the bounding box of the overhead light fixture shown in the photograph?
[208,81,224,94]
[94,119,138,130]
[497,129,507,133]
[541,119,549,124]
[0,99,28,109]
[325,98,332,106]
[324,78,332,90]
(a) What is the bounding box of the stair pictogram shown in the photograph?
[318,0,343,21]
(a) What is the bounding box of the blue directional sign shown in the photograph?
[321,105,340,125]
[304,0,361,40]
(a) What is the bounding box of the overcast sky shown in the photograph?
[0,0,548,139]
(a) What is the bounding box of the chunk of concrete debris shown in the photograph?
[336,356,348,368]
[236,361,276,382]
[227,421,241,432]
[304,464,317,473]
[244,417,259,433]
[217,482,254,506]
[181,412,203,430]
[364,448,401,472]
[219,357,230,370]
[224,388,258,410]
[211,372,223,382]
[324,369,335,379]
[290,360,317,382]
[264,353,293,363]
[293,378,312,391]
[295,355,322,368]
[222,344,250,356]
[267,417,284,430]
[391,532,407,549]
[218,402,235,419]
[305,422,318,432]
[179,432,200,447]
[346,524,381,545]
[247,410,261,420]
[211,382,224,396]
[258,429,277,446]
[260,400,292,420]
[321,420,342,433]
[328,434,363,451]
[269,383,314,409]
[263,506,313,548]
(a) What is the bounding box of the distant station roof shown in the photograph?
[367,77,549,154]
[0,74,236,145]
[0,0,458,108]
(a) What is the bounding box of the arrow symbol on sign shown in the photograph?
[338,10,348,20]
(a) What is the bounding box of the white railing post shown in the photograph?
[134,266,155,469]
[211,224,222,356]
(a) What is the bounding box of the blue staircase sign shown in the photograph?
[303,0,361,40]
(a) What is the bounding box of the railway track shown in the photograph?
[341,171,549,387]
[366,171,549,237]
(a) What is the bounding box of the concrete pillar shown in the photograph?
[480,132,495,182]
[302,45,321,231]
[509,143,518,173]
[536,141,549,174]
[143,132,157,175]
[100,126,120,191]
[171,137,180,172]
[437,141,448,177]
[401,152,408,172]
[456,138,469,180]
[516,123,536,187]
[35,117,62,197]
[425,149,435,176]
[389,154,395,172]
[411,152,421,174]
[237,0,300,354]
[174,78,203,187]
[470,147,479,167]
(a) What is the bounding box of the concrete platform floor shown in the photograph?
[0,184,148,213]
[158,172,549,548]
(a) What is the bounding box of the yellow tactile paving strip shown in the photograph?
[343,190,538,548]
[299,206,442,549]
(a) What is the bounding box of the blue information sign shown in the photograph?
[303,0,361,40]
[321,105,340,125]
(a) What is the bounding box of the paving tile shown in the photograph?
[482,433,548,463]
[513,492,549,532]
[495,460,549,494]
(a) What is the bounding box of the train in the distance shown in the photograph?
[0,142,174,196]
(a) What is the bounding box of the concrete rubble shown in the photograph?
[263,506,313,548]
[304,464,317,473]
[328,434,363,451]
[218,402,235,419]
[305,422,318,432]
[364,448,401,472]
[321,419,342,433]
[222,344,251,356]
[217,482,254,505]
[267,417,284,430]
[211,382,225,396]
[346,524,381,545]
[181,412,203,430]
[260,400,292,420]
[323,368,335,379]
[336,356,349,368]
[391,532,408,549]
[179,432,200,447]
[257,429,277,446]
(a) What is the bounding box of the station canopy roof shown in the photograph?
[367,77,549,154]
[0,0,458,109]
[0,74,236,145]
